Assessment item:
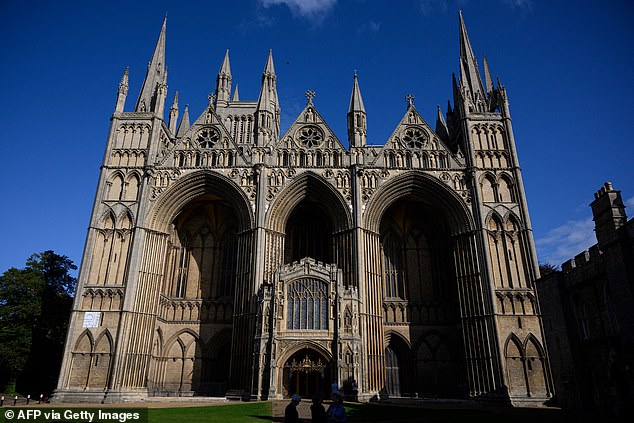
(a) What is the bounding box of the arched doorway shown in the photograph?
[282,348,331,398]
[385,346,401,396]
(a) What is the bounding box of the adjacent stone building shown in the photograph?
[54,13,553,404]
[536,183,634,416]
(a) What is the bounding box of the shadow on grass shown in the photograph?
[344,402,568,423]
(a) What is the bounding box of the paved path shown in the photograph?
[272,399,334,422]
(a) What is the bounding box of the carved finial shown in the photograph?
[208,91,217,106]
[305,89,316,104]
[405,93,415,107]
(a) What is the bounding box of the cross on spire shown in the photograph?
[305,89,316,104]
[405,93,415,107]
[208,91,217,106]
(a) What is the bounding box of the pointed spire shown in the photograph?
[168,91,179,134]
[458,11,485,104]
[115,67,129,113]
[255,50,280,146]
[264,49,276,76]
[176,104,190,137]
[232,84,240,101]
[348,72,366,114]
[348,72,367,148]
[216,49,232,104]
[483,55,494,93]
[435,105,449,141]
[135,18,167,114]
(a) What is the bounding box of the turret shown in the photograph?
[114,67,129,114]
[176,104,190,138]
[435,105,449,142]
[347,72,367,148]
[254,50,280,146]
[135,18,167,116]
[168,91,179,134]
[216,50,232,106]
[591,182,628,248]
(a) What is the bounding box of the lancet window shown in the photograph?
[286,278,329,330]
[383,233,404,299]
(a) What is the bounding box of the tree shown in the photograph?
[539,263,559,277]
[0,251,76,394]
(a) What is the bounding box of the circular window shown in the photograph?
[403,127,428,149]
[297,126,323,148]
[196,127,219,148]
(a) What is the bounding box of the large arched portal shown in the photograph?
[143,171,255,396]
[379,196,465,397]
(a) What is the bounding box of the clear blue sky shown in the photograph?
[1,0,633,274]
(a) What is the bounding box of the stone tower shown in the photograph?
[54,13,552,405]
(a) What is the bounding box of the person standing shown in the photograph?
[351,379,358,402]
[331,380,339,399]
[284,394,301,423]
[326,394,348,423]
[310,393,327,423]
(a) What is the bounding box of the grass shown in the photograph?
[147,402,272,423]
[343,402,569,423]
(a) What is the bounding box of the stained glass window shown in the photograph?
[287,278,329,330]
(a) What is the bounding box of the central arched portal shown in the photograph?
[282,348,331,398]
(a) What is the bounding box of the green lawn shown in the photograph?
[143,400,572,423]
[147,402,272,423]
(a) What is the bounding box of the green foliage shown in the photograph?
[0,251,76,394]
[538,263,559,277]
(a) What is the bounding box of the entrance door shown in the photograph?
[283,348,330,398]
[385,346,401,396]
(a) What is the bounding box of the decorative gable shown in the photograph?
[270,99,348,168]
[155,105,251,169]
[371,105,464,169]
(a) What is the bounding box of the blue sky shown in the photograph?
[1,0,633,274]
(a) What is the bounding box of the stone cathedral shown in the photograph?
[55,13,553,405]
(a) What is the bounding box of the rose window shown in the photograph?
[297,126,323,148]
[403,127,428,149]
[196,128,219,148]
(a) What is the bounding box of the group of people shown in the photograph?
[284,380,355,422]
[284,393,347,423]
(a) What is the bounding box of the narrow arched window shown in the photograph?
[287,278,328,330]
[219,234,237,298]
[383,233,403,299]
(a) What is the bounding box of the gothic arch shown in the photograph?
[523,334,549,397]
[497,173,515,203]
[163,328,201,354]
[117,210,133,230]
[479,173,496,203]
[280,340,334,365]
[147,170,254,233]
[504,333,527,396]
[124,172,141,201]
[266,171,352,233]
[101,210,116,229]
[203,328,232,356]
[74,330,94,352]
[364,170,473,235]
[106,171,125,200]
[94,330,113,353]
[153,327,164,357]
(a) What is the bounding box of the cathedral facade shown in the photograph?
[54,13,553,405]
